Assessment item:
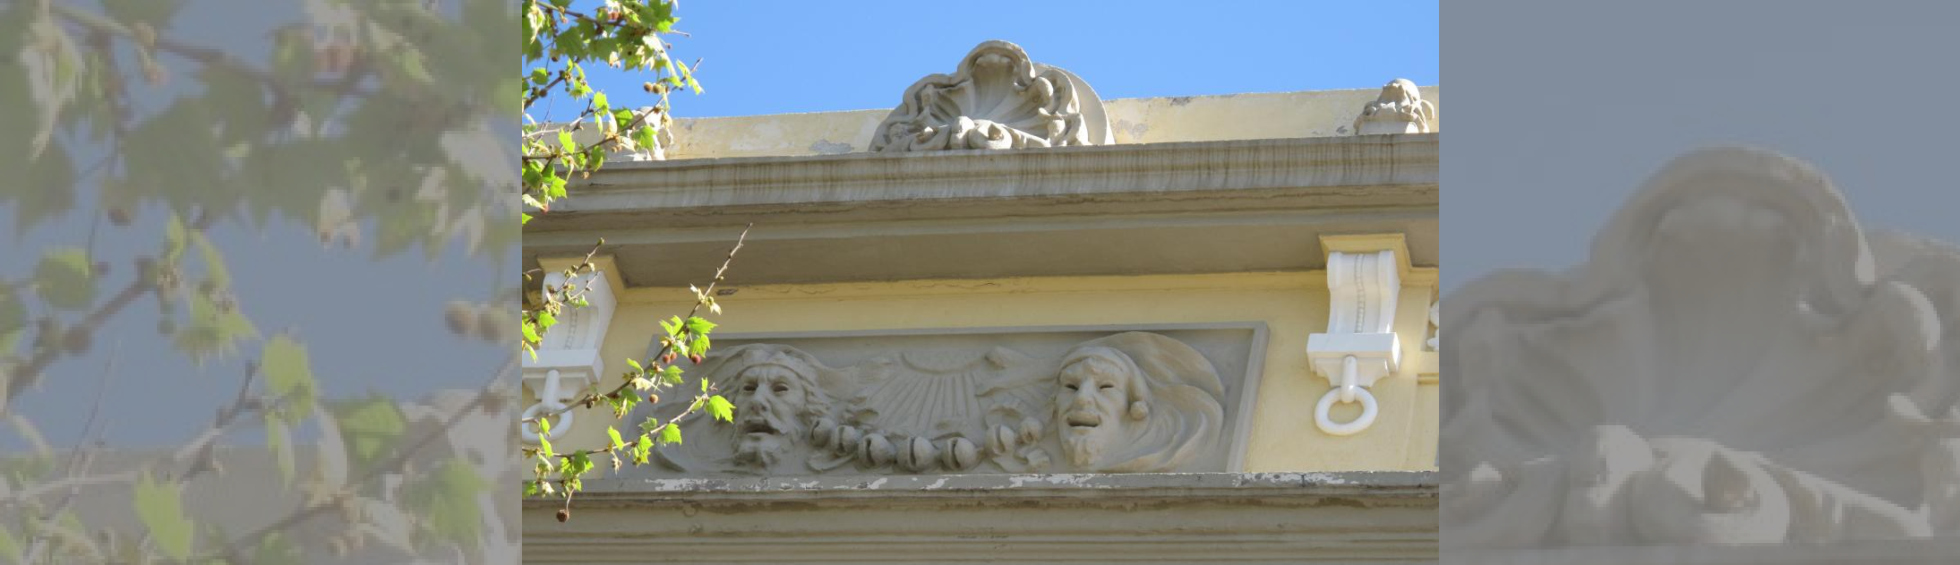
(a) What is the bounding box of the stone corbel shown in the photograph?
[521,256,621,443]
[1306,235,1411,435]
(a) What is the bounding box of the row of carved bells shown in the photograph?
[808,416,1043,473]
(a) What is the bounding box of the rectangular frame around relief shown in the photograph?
[683,321,1271,472]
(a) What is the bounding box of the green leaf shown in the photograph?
[400,458,489,547]
[632,434,653,464]
[34,248,94,311]
[637,416,663,436]
[261,335,317,419]
[706,395,734,423]
[565,451,593,477]
[660,423,683,445]
[326,395,407,476]
[0,525,18,565]
[537,418,554,459]
[134,472,194,560]
[659,364,683,385]
[634,123,657,152]
[163,213,188,261]
[684,316,717,335]
[607,391,639,418]
[607,427,625,449]
[0,286,23,337]
[195,236,230,286]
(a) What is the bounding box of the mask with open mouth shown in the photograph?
[729,357,827,472]
[1048,333,1226,473]
[1054,347,1142,469]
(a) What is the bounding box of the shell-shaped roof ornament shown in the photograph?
[871,40,1111,152]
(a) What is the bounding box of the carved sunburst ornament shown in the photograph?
[870,40,1111,152]
[1443,147,1960,550]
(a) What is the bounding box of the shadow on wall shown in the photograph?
[1441,147,1960,561]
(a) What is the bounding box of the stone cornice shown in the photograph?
[524,472,1438,563]
[525,134,1438,288]
[552,470,1436,503]
[531,134,1438,230]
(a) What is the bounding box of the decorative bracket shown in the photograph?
[520,257,620,443]
[1306,235,1410,435]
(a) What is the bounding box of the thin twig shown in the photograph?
[521,224,749,425]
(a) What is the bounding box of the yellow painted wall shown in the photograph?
[544,271,1438,472]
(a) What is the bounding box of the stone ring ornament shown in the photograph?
[520,400,573,443]
[520,368,575,443]
[1314,355,1378,436]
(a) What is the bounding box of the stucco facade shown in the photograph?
[521,41,1439,563]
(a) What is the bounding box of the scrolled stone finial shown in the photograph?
[871,40,1111,152]
[1353,78,1436,135]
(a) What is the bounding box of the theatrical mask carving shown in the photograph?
[656,345,836,473]
[640,332,1227,475]
[1052,333,1227,473]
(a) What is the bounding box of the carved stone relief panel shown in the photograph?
[629,325,1265,477]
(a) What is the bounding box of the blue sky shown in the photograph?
[552,0,1439,119]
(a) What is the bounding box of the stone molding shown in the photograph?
[524,134,1438,288]
[870,40,1111,152]
[523,471,1438,564]
[1442,147,1960,553]
[534,135,1438,224]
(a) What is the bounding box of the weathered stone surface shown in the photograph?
[870,40,1110,153]
[1354,78,1437,135]
[524,471,1438,564]
[632,326,1265,476]
[524,135,1440,289]
[1443,147,1960,556]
